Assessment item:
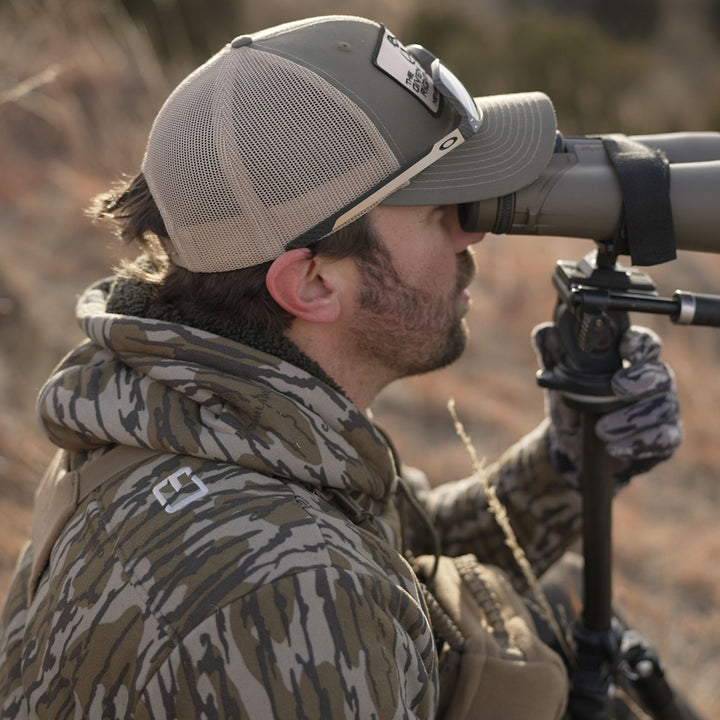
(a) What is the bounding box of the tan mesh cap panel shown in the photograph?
[143,46,399,272]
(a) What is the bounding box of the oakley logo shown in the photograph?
[439,136,460,151]
[152,467,209,514]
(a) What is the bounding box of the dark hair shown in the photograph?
[92,173,382,334]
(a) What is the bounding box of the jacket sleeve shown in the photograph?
[402,420,582,592]
[135,567,437,720]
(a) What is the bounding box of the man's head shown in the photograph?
[100,15,558,407]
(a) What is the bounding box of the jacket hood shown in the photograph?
[37,279,396,501]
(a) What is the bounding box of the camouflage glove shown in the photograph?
[532,323,682,489]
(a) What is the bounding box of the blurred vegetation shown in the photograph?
[118,0,243,62]
[528,0,662,39]
[407,7,651,133]
[405,0,720,134]
[3,0,720,143]
[71,0,720,135]
[112,0,720,135]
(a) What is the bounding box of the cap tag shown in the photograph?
[374,27,441,116]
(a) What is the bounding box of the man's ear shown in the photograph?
[266,249,343,323]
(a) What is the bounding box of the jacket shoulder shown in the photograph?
[18,455,429,717]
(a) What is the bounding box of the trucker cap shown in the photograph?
[142,15,557,272]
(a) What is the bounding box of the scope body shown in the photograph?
[465,132,720,255]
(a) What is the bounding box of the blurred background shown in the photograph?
[1,0,719,714]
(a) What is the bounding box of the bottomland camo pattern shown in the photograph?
[0,279,582,718]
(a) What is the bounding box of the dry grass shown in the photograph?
[0,0,718,716]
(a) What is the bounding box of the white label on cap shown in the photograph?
[374,27,440,115]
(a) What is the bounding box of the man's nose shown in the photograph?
[453,228,485,254]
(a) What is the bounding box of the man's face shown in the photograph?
[347,204,485,380]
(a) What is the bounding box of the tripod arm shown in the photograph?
[568,287,720,327]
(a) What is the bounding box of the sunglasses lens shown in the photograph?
[432,59,482,136]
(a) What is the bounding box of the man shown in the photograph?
[0,15,680,719]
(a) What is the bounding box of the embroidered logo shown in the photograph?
[152,467,209,514]
[373,26,440,115]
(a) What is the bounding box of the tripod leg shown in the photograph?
[565,413,619,720]
[581,412,614,634]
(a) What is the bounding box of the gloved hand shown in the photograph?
[532,323,682,489]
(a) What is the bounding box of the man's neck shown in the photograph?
[284,320,392,414]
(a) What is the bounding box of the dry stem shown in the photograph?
[448,398,577,665]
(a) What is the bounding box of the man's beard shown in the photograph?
[349,248,476,379]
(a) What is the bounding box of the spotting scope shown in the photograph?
[459,131,720,258]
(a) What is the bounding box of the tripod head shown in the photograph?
[538,244,720,409]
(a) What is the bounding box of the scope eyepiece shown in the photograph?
[458,202,479,233]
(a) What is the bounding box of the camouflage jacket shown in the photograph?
[0,279,581,719]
